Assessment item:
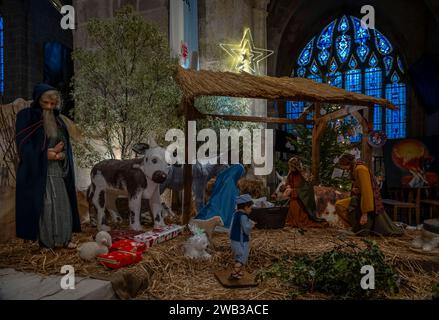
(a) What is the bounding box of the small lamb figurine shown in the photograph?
[189,216,224,246]
[411,219,439,252]
[183,225,211,260]
[78,231,112,261]
[412,229,439,252]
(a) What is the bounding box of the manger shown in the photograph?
[174,66,396,224]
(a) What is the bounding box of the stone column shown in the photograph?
[73,0,114,50]
[250,0,270,118]
[251,0,270,186]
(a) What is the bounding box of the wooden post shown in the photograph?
[365,107,374,167]
[312,104,321,184]
[353,108,373,167]
[182,98,194,225]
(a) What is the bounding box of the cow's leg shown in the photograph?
[92,173,111,232]
[87,182,97,226]
[128,191,143,231]
[151,188,166,229]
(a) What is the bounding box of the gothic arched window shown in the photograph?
[0,16,4,94]
[288,15,407,140]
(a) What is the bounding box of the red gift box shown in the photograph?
[133,224,184,248]
[110,240,146,254]
[109,230,144,242]
[97,251,142,269]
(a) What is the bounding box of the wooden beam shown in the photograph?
[312,104,323,184]
[298,103,314,121]
[183,98,194,225]
[351,108,373,167]
[195,111,314,125]
[318,105,367,123]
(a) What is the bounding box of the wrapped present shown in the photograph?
[111,240,147,254]
[109,229,144,242]
[97,251,142,269]
[134,224,184,248]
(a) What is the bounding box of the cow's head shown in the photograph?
[271,171,289,201]
[133,141,169,184]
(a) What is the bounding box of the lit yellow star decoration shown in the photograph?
[220,28,274,75]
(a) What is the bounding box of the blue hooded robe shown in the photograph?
[15,83,81,241]
[194,164,245,228]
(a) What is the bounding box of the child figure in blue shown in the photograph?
[229,194,256,280]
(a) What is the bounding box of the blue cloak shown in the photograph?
[194,164,245,228]
[15,83,81,241]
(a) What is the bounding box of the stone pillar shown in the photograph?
[73,0,169,50]
[250,0,269,118]
[73,0,114,50]
[169,0,185,59]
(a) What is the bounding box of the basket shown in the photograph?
[249,206,288,229]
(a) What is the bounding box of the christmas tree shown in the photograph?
[288,104,359,190]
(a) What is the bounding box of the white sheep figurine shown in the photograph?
[411,228,439,252]
[183,225,211,260]
[78,231,113,261]
[189,216,224,246]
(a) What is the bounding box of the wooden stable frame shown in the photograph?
[175,67,396,223]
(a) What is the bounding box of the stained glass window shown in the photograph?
[329,57,338,73]
[286,101,304,119]
[297,37,314,66]
[351,16,370,44]
[0,16,3,94]
[365,67,383,130]
[289,15,407,140]
[356,44,369,63]
[345,68,362,142]
[374,30,393,55]
[383,56,393,76]
[297,67,306,77]
[285,101,305,133]
[327,72,342,88]
[308,74,322,83]
[335,35,351,63]
[318,49,330,66]
[348,56,358,69]
[317,20,336,50]
[338,16,350,32]
[345,69,362,93]
[310,60,319,75]
[386,72,406,139]
[369,52,378,67]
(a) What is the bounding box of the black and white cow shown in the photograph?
[88,143,169,231]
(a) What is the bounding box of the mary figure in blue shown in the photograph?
[194,164,246,228]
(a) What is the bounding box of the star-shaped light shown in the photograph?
[220,28,274,75]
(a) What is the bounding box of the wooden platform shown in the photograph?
[214,270,258,288]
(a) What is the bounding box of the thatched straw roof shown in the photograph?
[175,67,396,110]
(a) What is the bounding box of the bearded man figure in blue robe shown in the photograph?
[15,83,81,248]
